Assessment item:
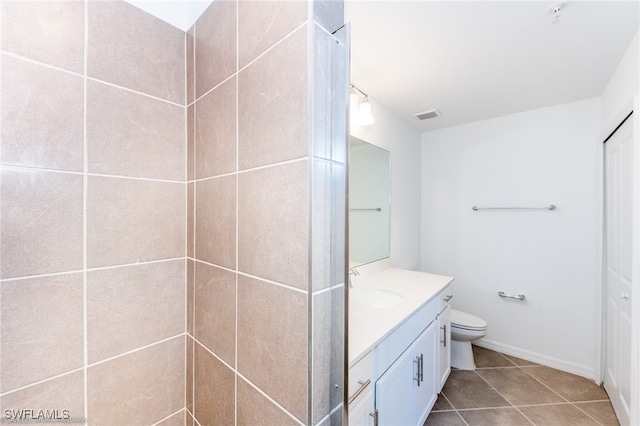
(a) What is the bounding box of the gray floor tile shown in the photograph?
[442,370,510,409]
[519,403,601,426]
[459,407,534,426]
[476,368,565,405]
[424,410,466,426]
[473,345,516,368]
[521,366,609,402]
[574,401,620,426]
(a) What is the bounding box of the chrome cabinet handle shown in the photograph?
[370,410,379,426]
[443,294,453,302]
[348,379,371,405]
[440,324,447,347]
[414,356,421,386]
[498,291,526,300]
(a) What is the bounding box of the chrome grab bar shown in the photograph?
[498,291,526,301]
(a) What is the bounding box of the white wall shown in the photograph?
[601,30,639,135]
[420,98,601,378]
[351,97,422,270]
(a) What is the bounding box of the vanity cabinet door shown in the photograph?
[438,304,452,392]
[349,389,376,426]
[413,322,438,425]
[375,321,438,426]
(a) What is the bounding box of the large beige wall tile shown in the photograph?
[0,169,83,279]
[187,26,195,106]
[0,274,83,392]
[237,377,298,426]
[312,287,344,423]
[194,0,237,99]
[87,81,185,181]
[186,337,194,414]
[156,410,186,426]
[238,26,308,170]
[187,259,195,335]
[87,337,185,426]
[194,261,236,365]
[188,183,195,258]
[195,77,237,179]
[0,372,84,422]
[238,0,307,69]
[87,260,185,363]
[238,161,308,289]
[1,56,83,171]
[187,105,195,181]
[87,176,185,268]
[0,0,84,73]
[193,343,235,426]
[237,275,307,422]
[87,0,185,104]
[195,175,236,269]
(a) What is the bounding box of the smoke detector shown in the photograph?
[413,109,441,121]
[548,2,565,20]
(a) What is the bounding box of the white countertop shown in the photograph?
[349,264,454,366]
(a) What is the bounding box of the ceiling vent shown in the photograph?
[413,109,441,121]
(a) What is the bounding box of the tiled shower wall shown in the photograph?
[1,1,187,424]
[1,0,346,425]
[186,1,346,425]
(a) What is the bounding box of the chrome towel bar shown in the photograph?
[350,207,382,212]
[498,291,526,301]
[472,204,556,211]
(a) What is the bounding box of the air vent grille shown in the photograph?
[413,109,441,121]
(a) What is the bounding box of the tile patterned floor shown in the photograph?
[424,345,619,426]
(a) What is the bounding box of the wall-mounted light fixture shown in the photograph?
[350,84,375,126]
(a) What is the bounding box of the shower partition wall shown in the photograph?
[0,1,348,425]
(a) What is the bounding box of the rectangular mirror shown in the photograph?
[349,136,391,267]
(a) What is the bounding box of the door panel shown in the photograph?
[604,114,633,425]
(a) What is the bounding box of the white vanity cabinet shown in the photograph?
[375,320,438,426]
[348,351,376,425]
[370,289,443,426]
[348,264,454,426]
[437,287,453,392]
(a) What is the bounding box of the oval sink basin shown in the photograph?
[350,289,404,311]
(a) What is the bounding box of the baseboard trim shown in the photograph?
[474,338,598,383]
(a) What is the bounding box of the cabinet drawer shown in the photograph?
[438,284,454,312]
[375,300,439,377]
[349,350,374,405]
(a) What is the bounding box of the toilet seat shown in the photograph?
[450,309,487,331]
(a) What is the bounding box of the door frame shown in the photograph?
[598,95,639,425]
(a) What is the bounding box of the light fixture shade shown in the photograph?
[350,88,359,128]
[358,96,375,126]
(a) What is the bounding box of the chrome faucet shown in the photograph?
[348,268,359,288]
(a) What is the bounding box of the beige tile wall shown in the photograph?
[187,1,346,425]
[1,1,186,425]
[1,0,345,425]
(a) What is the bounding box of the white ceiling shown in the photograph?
[346,1,640,131]
[124,0,213,31]
[126,1,639,132]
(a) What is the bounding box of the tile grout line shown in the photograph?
[183,25,189,421]
[82,0,89,423]
[471,367,537,425]
[234,3,240,424]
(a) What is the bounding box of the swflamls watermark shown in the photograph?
[2,409,85,424]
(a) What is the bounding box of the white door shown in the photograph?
[604,113,634,426]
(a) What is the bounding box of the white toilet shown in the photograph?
[450,309,488,370]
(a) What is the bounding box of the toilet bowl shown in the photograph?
[450,309,487,370]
